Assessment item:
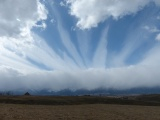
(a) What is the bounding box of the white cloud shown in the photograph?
[0,0,47,37]
[50,19,55,23]
[141,44,160,65]
[60,1,66,7]
[1,62,160,91]
[143,26,160,33]
[52,7,85,69]
[1,41,160,91]
[92,27,108,68]
[0,0,55,72]
[155,33,160,41]
[65,0,160,29]
[0,34,84,73]
[0,0,87,74]
[0,0,67,72]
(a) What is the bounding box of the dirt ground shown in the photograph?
[0,104,160,120]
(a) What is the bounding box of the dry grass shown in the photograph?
[0,104,160,120]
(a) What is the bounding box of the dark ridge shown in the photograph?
[0,94,160,106]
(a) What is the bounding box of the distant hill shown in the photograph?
[1,87,160,96]
[32,87,160,96]
[9,87,160,96]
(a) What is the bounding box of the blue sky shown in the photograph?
[0,0,160,91]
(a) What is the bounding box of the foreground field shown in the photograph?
[0,104,160,120]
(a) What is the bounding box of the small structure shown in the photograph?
[24,92,30,96]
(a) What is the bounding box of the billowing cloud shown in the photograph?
[0,0,47,37]
[1,55,160,91]
[65,0,159,29]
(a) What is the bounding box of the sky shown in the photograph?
[0,0,160,91]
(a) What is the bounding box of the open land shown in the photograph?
[1,104,160,120]
[0,95,160,120]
